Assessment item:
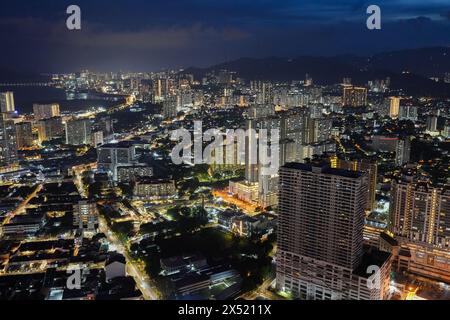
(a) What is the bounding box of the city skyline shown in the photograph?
[0,0,449,305]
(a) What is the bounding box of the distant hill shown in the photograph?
[366,47,450,77]
[184,47,450,97]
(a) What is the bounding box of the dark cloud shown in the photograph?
[0,0,449,72]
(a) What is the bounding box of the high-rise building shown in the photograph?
[342,86,367,107]
[330,156,378,212]
[73,201,98,233]
[255,82,273,105]
[305,117,333,144]
[98,116,114,143]
[395,137,411,166]
[15,122,34,149]
[426,116,438,133]
[391,176,450,246]
[217,70,234,84]
[91,130,104,147]
[370,135,411,166]
[36,116,64,142]
[153,78,171,102]
[33,103,60,121]
[162,95,179,119]
[0,92,15,113]
[343,78,352,85]
[399,105,418,121]
[276,163,391,300]
[0,114,18,167]
[309,103,324,119]
[443,123,450,139]
[97,141,138,180]
[390,174,450,281]
[65,118,92,146]
[388,97,401,119]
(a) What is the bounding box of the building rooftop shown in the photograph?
[353,246,391,278]
[282,162,364,179]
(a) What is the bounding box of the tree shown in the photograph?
[111,221,134,237]
[118,183,134,198]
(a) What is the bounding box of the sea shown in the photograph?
[1,85,118,115]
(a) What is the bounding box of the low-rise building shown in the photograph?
[133,178,176,200]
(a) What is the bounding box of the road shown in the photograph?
[72,162,97,198]
[239,277,282,300]
[2,184,43,225]
[98,216,160,300]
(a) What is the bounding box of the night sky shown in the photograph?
[1,0,449,72]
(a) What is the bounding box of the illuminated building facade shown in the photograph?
[73,200,98,233]
[276,163,391,300]
[330,156,378,212]
[33,103,60,121]
[342,86,367,107]
[389,175,450,281]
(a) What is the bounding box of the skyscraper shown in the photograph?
[389,97,401,119]
[426,116,438,133]
[0,114,18,167]
[98,116,115,143]
[390,173,450,281]
[162,95,179,119]
[65,118,92,146]
[276,162,391,300]
[342,86,367,107]
[391,176,450,247]
[329,156,378,212]
[399,105,418,121]
[395,137,411,166]
[36,116,64,143]
[33,103,60,121]
[73,200,98,233]
[0,92,15,113]
[15,122,34,149]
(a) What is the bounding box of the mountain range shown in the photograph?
[184,47,450,97]
[1,47,449,97]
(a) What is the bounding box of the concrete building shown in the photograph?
[342,86,367,107]
[15,122,34,149]
[33,103,60,121]
[370,135,411,166]
[276,163,391,300]
[97,141,138,181]
[0,114,18,167]
[388,97,401,119]
[390,174,450,282]
[65,118,92,146]
[73,201,98,233]
[399,105,418,122]
[330,156,378,212]
[163,95,179,119]
[0,92,15,113]
[133,178,176,200]
[36,117,64,142]
[117,165,153,183]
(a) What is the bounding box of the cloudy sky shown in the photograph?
[1,0,449,72]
